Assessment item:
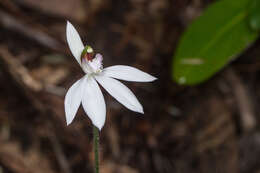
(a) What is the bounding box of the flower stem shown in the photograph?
[93,126,99,173]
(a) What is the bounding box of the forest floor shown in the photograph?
[0,0,260,173]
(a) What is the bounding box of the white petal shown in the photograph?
[82,75,106,130]
[64,78,84,125]
[95,75,144,114]
[103,65,157,82]
[66,21,84,64]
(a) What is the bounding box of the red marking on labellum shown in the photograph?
[81,52,94,62]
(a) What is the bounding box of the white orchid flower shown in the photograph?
[64,21,157,130]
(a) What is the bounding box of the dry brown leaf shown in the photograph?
[15,0,86,21]
[0,141,55,173]
[100,161,138,173]
[31,65,69,85]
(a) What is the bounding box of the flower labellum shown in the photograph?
[81,45,94,62]
[65,21,157,130]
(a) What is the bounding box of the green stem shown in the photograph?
[93,126,99,173]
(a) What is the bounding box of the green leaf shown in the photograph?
[248,0,260,31]
[172,0,259,85]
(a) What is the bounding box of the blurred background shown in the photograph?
[0,0,260,173]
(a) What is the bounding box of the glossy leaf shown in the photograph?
[172,0,259,85]
[248,0,260,31]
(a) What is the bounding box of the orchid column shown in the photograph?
[64,21,157,173]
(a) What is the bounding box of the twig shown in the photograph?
[49,134,72,173]
[225,68,256,132]
[93,126,100,173]
[0,46,43,92]
[0,11,66,53]
[0,46,45,111]
[106,125,120,159]
[0,46,66,96]
[0,0,23,16]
